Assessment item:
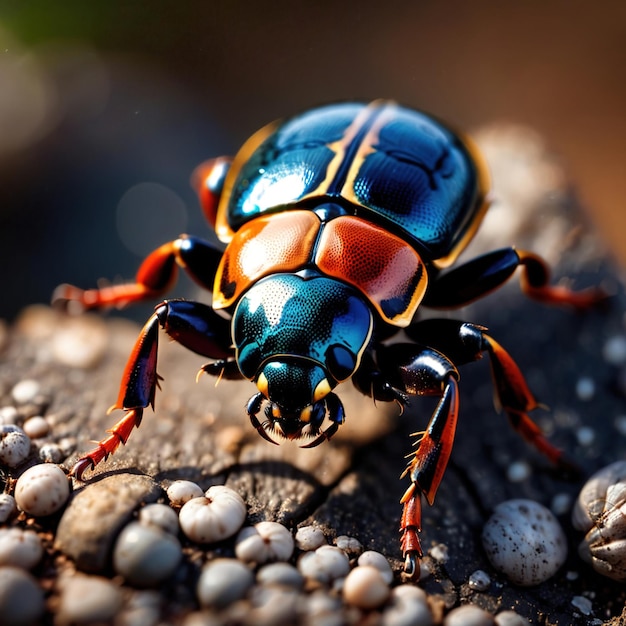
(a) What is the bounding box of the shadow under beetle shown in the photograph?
[54,100,605,578]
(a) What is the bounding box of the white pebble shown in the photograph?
[57,574,123,624]
[298,545,350,584]
[357,550,393,584]
[575,377,595,401]
[22,416,49,440]
[52,315,108,368]
[603,335,626,365]
[0,426,31,468]
[257,562,304,589]
[15,463,70,516]
[179,485,246,543]
[0,495,16,523]
[0,407,18,425]
[343,565,390,609]
[0,528,43,570]
[576,426,595,446]
[38,443,65,464]
[468,569,491,592]
[495,611,531,626]
[305,590,343,624]
[430,543,449,563]
[235,521,294,564]
[383,584,433,626]
[571,595,593,616]
[11,380,41,405]
[0,566,45,626]
[295,525,326,551]
[113,521,182,587]
[550,492,572,516]
[444,604,494,626]
[167,479,203,506]
[482,499,567,586]
[138,503,180,536]
[335,535,363,555]
[196,558,253,608]
[506,460,531,483]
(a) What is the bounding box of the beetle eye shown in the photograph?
[313,378,331,403]
[326,345,357,382]
[256,372,269,397]
[300,406,312,423]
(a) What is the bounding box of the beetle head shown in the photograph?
[254,358,332,441]
[234,273,371,445]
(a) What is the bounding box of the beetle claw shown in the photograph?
[72,457,95,481]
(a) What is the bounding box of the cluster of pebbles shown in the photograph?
[0,437,539,626]
[2,306,626,623]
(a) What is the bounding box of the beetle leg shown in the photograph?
[374,343,460,579]
[73,299,235,478]
[406,318,568,466]
[424,247,607,310]
[53,235,223,311]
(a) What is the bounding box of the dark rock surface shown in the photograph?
[1,124,625,624]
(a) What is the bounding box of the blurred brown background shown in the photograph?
[1,0,624,319]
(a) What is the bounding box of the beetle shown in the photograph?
[54,100,604,578]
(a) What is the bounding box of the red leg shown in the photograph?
[516,250,607,309]
[482,333,565,466]
[72,300,235,479]
[400,375,459,579]
[53,236,223,312]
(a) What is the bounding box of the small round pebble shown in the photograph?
[138,503,180,536]
[0,406,18,425]
[482,499,567,586]
[22,416,49,440]
[495,611,531,626]
[575,377,595,401]
[57,574,123,624]
[444,604,495,626]
[0,426,31,468]
[179,485,246,543]
[15,463,70,516]
[11,380,41,405]
[506,460,531,483]
[468,569,491,592]
[0,494,17,523]
[343,565,390,609]
[0,529,43,570]
[335,535,363,555]
[298,545,350,584]
[0,566,45,626]
[357,550,393,584]
[295,525,326,551]
[235,521,294,564]
[113,521,182,587]
[52,315,108,368]
[257,562,304,589]
[38,443,65,464]
[383,585,433,626]
[571,595,593,616]
[166,479,203,506]
[603,335,626,365]
[196,558,254,608]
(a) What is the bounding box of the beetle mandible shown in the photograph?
[54,100,605,578]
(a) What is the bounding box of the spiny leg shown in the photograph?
[366,344,461,579]
[424,246,607,310]
[406,319,568,467]
[73,299,234,479]
[53,235,223,311]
